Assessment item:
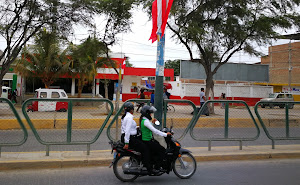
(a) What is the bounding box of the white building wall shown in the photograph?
[213,85,228,98]
[252,86,273,97]
[122,76,142,94]
[168,81,183,97]
[171,83,273,98]
[230,86,251,97]
[182,83,204,97]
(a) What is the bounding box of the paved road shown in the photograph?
[0,159,299,185]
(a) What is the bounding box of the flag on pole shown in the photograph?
[149,0,174,43]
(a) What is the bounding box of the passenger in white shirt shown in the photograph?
[120,102,153,174]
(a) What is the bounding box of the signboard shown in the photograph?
[180,60,269,82]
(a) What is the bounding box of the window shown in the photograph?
[40,92,47,98]
[131,86,138,92]
[286,94,293,98]
[61,92,67,97]
[51,92,60,98]
[277,94,284,98]
[148,77,156,81]
[269,93,276,98]
[165,77,171,81]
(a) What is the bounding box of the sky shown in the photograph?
[82,8,297,68]
[0,7,297,68]
[70,8,270,68]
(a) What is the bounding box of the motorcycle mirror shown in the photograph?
[154,120,160,126]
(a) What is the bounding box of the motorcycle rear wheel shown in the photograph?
[172,153,197,179]
[113,155,139,182]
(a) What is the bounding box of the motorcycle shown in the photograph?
[109,126,197,182]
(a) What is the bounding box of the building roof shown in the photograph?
[280,33,300,40]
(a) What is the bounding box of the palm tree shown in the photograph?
[16,29,71,88]
[70,36,114,98]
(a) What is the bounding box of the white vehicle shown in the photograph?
[260,93,294,109]
[27,88,68,112]
[1,86,11,99]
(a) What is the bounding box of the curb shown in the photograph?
[0,158,112,171]
[1,151,300,171]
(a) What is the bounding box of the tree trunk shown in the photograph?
[0,79,3,97]
[205,71,215,114]
[92,75,95,98]
[77,78,84,98]
[104,80,110,114]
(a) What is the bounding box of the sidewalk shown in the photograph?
[1,144,300,171]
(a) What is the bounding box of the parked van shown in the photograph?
[260,93,294,109]
[27,88,68,112]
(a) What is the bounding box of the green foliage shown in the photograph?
[167,0,300,68]
[125,57,133,67]
[69,36,114,97]
[95,0,138,45]
[165,60,180,76]
[0,0,137,95]
[16,29,71,88]
[71,37,109,73]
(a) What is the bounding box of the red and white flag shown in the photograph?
[149,0,174,43]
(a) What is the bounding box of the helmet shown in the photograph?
[124,102,134,112]
[140,105,157,120]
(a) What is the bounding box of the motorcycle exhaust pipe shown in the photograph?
[124,169,149,175]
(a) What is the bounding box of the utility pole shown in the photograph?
[288,41,292,93]
[92,24,97,98]
[154,33,165,127]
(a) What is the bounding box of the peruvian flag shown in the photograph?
[149,0,174,43]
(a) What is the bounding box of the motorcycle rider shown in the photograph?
[139,105,172,171]
[120,102,155,174]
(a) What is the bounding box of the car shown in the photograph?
[27,88,68,112]
[260,93,294,109]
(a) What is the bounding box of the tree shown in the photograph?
[141,0,300,112]
[70,36,111,98]
[165,59,180,76]
[16,29,71,88]
[97,0,138,112]
[0,0,135,96]
[125,57,133,67]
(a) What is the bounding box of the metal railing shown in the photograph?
[22,98,113,156]
[1,97,299,156]
[107,99,198,142]
[0,98,28,157]
[190,100,261,150]
[106,99,150,142]
[163,99,197,141]
[254,101,300,149]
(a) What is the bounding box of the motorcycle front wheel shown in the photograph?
[113,155,139,182]
[172,153,197,179]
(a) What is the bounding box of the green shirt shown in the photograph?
[141,119,153,141]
